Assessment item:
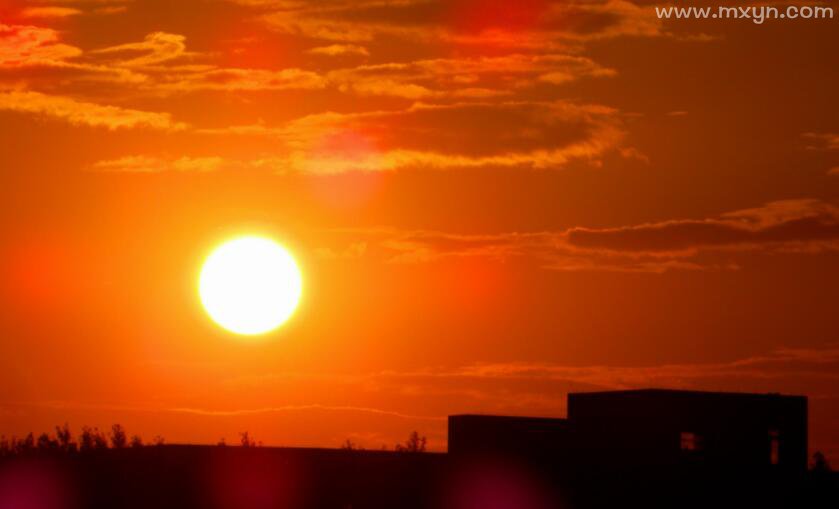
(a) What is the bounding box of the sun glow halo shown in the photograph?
[199,236,303,336]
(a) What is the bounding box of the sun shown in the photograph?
[199,236,303,336]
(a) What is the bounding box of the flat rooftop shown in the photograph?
[568,388,806,400]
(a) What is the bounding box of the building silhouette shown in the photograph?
[450,388,808,471]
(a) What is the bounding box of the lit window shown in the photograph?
[680,432,699,451]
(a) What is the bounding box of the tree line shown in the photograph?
[1,425,429,458]
[342,431,428,453]
[0,424,164,457]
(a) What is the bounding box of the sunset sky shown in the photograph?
[0,0,837,460]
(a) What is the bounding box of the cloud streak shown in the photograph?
[0,23,81,67]
[566,199,839,253]
[308,44,370,57]
[0,90,187,130]
[243,0,668,47]
[803,132,839,151]
[89,155,222,172]
[216,344,839,419]
[327,53,616,99]
[317,199,839,271]
[168,404,445,421]
[203,100,628,173]
[92,32,190,67]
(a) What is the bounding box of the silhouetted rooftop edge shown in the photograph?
[568,387,807,400]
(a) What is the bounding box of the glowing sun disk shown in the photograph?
[199,236,302,336]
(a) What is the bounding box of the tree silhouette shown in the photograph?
[94,430,108,449]
[0,424,166,458]
[240,431,260,447]
[17,433,35,455]
[110,424,127,449]
[80,427,94,452]
[395,431,426,453]
[80,427,108,452]
[37,432,59,452]
[55,423,76,453]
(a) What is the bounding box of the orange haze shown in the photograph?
[0,0,838,461]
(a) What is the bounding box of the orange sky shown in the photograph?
[0,0,837,460]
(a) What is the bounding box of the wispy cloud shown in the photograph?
[803,132,839,151]
[241,0,669,47]
[157,66,327,92]
[217,344,839,418]
[307,44,370,57]
[20,7,83,19]
[92,32,190,67]
[168,404,444,421]
[565,199,839,253]
[0,90,187,130]
[0,23,145,83]
[84,31,329,92]
[2,18,615,102]
[0,24,82,66]
[416,345,839,390]
[2,27,324,94]
[199,100,628,173]
[327,53,616,99]
[316,199,839,272]
[90,155,222,172]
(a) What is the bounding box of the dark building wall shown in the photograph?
[449,390,808,472]
[567,389,808,471]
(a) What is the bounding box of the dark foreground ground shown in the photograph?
[0,445,836,509]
